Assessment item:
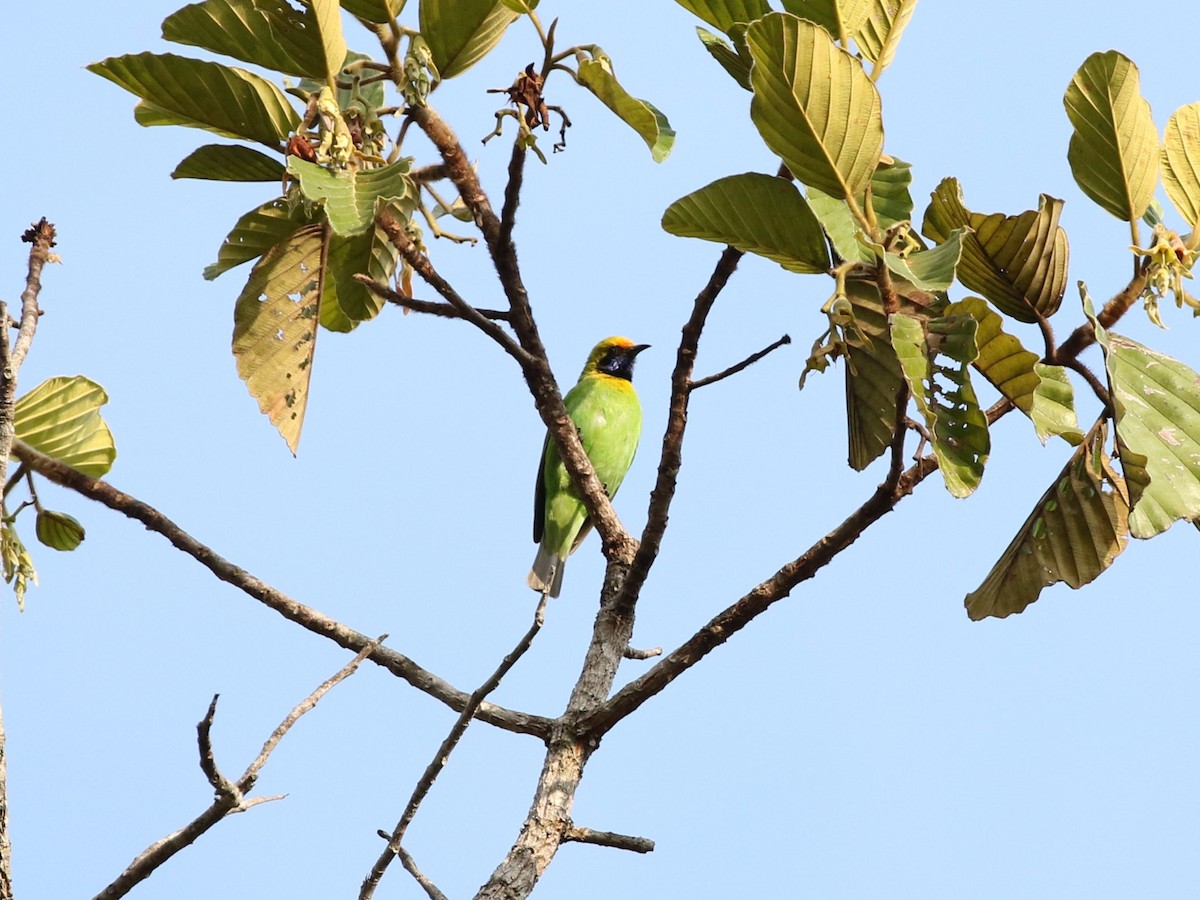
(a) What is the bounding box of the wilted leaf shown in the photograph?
[965,420,1129,620]
[287,157,415,235]
[890,310,989,497]
[35,511,85,552]
[1162,102,1200,228]
[14,377,117,478]
[1064,50,1159,222]
[419,0,518,80]
[232,224,327,453]
[576,58,675,162]
[923,178,1069,322]
[88,52,300,148]
[161,0,325,80]
[852,0,917,76]
[172,144,286,181]
[674,0,771,33]
[205,198,315,280]
[662,172,829,273]
[746,13,883,201]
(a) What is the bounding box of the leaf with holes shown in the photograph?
[232,224,327,453]
[161,0,325,80]
[891,311,989,497]
[923,178,1069,323]
[1064,51,1159,222]
[88,52,300,149]
[205,198,316,280]
[14,377,117,477]
[746,13,883,201]
[965,420,1129,620]
[662,172,829,273]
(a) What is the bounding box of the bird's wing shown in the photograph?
[532,432,549,543]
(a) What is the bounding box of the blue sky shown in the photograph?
[3,2,1199,898]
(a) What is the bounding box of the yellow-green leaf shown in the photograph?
[419,0,518,80]
[287,157,416,235]
[35,511,85,552]
[161,0,326,80]
[696,26,751,91]
[172,144,285,182]
[232,224,327,453]
[781,0,871,42]
[14,377,117,478]
[746,12,883,201]
[808,157,912,264]
[1162,102,1200,228]
[674,0,771,33]
[1,524,37,612]
[322,214,401,331]
[205,198,316,280]
[852,0,917,77]
[1064,50,1159,222]
[311,0,349,87]
[576,58,675,162]
[965,420,1129,620]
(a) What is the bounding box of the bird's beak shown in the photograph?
[631,344,651,355]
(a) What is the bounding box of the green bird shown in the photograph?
[528,336,650,598]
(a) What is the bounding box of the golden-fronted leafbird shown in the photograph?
[528,337,650,597]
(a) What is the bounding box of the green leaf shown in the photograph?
[322,215,401,330]
[1162,102,1200,228]
[890,310,990,497]
[161,0,325,80]
[673,0,771,33]
[419,0,518,80]
[781,0,871,40]
[340,0,404,22]
[1,524,37,612]
[808,157,912,264]
[923,178,1069,323]
[14,377,117,478]
[205,198,316,280]
[1064,50,1159,222]
[232,224,327,454]
[311,0,350,87]
[576,58,675,162]
[500,0,539,11]
[1085,288,1200,538]
[876,227,963,292]
[696,26,751,91]
[746,13,883,200]
[287,157,416,235]
[88,52,300,149]
[35,511,85,552]
[965,421,1129,620]
[852,0,917,76]
[946,297,1082,445]
[662,172,829,273]
[172,144,286,181]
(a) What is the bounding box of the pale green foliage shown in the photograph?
[1162,102,1200,228]
[575,56,675,162]
[15,377,117,478]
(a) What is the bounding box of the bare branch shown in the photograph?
[622,645,662,661]
[354,274,512,321]
[689,333,791,391]
[398,846,450,900]
[96,640,380,899]
[563,825,655,854]
[14,218,54,370]
[11,441,552,740]
[1056,266,1148,361]
[361,596,549,899]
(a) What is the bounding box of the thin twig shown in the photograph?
[622,645,662,660]
[689,334,791,391]
[354,274,512,321]
[95,639,382,900]
[563,825,655,854]
[11,441,552,740]
[398,846,450,900]
[360,595,550,900]
[14,218,54,370]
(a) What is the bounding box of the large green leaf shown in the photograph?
[232,224,327,454]
[852,0,917,77]
[674,0,771,33]
[923,178,1069,323]
[890,310,989,497]
[322,216,401,331]
[696,26,752,91]
[88,52,300,149]
[781,0,871,41]
[1086,290,1200,538]
[340,0,404,22]
[161,0,325,80]
[576,58,675,162]
[14,377,117,478]
[205,198,315,280]
[311,0,350,87]
[287,157,416,235]
[662,172,829,273]
[873,227,962,292]
[1162,102,1200,228]
[965,421,1129,620]
[172,144,286,181]
[947,297,1082,445]
[746,12,883,201]
[808,157,912,264]
[419,0,518,80]
[1064,50,1159,222]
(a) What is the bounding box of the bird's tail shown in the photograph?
[527,544,565,598]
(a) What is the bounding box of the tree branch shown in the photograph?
[563,824,655,854]
[361,595,549,899]
[95,639,381,900]
[354,275,512,321]
[689,333,791,391]
[11,442,552,740]
[1056,268,1148,361]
